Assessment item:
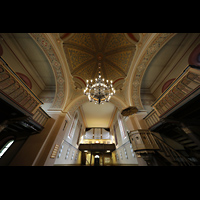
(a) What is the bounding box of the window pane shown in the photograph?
[0,140,14,158]
[6,140,14,148]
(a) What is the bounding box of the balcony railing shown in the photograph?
[143,109,160,129]
[144,65,200,128]
[0,58,50,127]
[0,58,43,114]
[32,107,50,127]
[152,65,200,117]
[79,143,116,152]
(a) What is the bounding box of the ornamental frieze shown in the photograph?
[130,33,176,110]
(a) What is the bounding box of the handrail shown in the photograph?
[151,65,190,107]
[0,58,42,114]
[128,129,196,166]
[150,132,196,166]
[143,65,200,129]
[153,65,200,117]
[0,57,43,104]
[32,107,51,127]
[0,57,51,127]
[143,109,160,128]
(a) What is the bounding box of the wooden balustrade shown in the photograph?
[143,65,200,129]
[128,129,159,152]
[0,58,43,115]
[152,132,195,166]
[32,107,50,127]
[144,109,160,129]
[0,58,50,128]
[152,66,200,117]
[128,129,195,166]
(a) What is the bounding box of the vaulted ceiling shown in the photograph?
[60,33,139,89]
[1,33,56,95]
[2,33,200,127]
[141,33,200,99]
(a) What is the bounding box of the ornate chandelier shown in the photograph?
[84,63,116,104]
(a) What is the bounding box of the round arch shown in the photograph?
[29,33,73,111]
[64,94,128,118]
[126,33,176,110]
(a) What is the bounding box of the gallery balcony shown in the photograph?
[0,58,50,129]
[144,65,200,129]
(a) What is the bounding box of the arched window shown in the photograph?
[0,140,14,158]
[117,112,126,139]
[68,112,78,139]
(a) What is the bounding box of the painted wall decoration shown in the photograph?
[29,33,66,110]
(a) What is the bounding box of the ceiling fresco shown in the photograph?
[60,33,138,89]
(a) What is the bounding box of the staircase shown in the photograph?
[172,135,199,150]
[152,133,196,166]
[128,129,197,166]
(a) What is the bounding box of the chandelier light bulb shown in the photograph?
[83,63,116,105]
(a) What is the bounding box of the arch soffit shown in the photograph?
[127,33,176,110]
[29,33,71,111]
[64,94,127,118]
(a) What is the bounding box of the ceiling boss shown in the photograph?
[84,62,116,104]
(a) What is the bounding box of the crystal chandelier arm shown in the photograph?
[83,62,115,104]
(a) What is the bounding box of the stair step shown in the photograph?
[185,143,198,148]
[176,136,189,142]
[180,139,194,145]
[192,146,200,150]
[6,126,18,132]
[171,134,183,139]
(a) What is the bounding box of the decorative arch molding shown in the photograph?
[127,33,176,110]
[65,95,88,117]
[110,95,128,112]
[64,94,128,118]
[29,33,71,111]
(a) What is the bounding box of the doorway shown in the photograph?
[81,151,113,166]
[94,155,100,166]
